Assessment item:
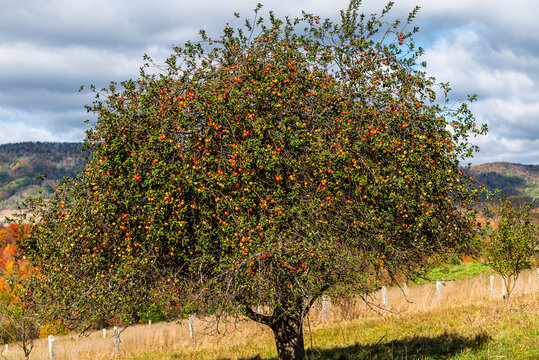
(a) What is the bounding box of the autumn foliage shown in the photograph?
[20,2,486,359]
[0,224,40,360]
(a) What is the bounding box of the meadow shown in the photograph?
[2,266,537,359]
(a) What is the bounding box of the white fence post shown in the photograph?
[502,279,507,299]
[381,286,387,310]
[436,280,442,304]
[48,335,55,360]
[403,283,407,294]
[113,326,119,357]
[4,344,7,357]
[188,315,196,344]
[490,275,495,298]
[102,328,106,339]
[148,320,152,328]
[322,295,329,324]
[257,305,264,330]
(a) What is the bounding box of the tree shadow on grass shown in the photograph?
[236,331,491,360]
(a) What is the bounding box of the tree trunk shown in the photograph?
[242,294,324,360]
[505,276,512,300]
[270,312,305,360]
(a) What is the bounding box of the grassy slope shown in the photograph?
[125,266,537,360]
[304,298,538,360]
[413,262,494,285]
[3,265,535,359]
[127,294,537,360]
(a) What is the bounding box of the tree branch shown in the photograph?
[303,284,330,315]
[242,304,273,326]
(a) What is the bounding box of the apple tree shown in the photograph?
[20,1,486,359]
[486,198,537,299]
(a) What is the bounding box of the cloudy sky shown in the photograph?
[1,0,537,165]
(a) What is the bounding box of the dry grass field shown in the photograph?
[3,269,538,359]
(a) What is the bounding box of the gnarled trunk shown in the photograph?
[270,311,305,360]
[243,301,308,360]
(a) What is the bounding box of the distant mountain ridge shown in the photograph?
[467,162,539,204]
[0,142,84,209]
[0,142,537,211]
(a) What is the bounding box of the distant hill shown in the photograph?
[0,142,537,211]
[468,162,539,205]
[0,142,85,210]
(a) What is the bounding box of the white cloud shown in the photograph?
[471,134,539,165]
[424,29,537,98]
[0,42,143,86]
[0,0,539,164]
[0,120,81,144]
[422,25,539,165]
[0,102,88,139]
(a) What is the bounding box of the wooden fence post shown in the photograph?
[149,320,152,328]
[381,286,387,310]
[490,275,495,298]
[102,328,106,339]
[188,315,196,344]
[4,344,7,358]
[48,335,55,360]
[113,326,119,357]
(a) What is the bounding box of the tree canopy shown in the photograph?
[20,1,486,359]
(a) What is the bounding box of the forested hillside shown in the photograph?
[468,162,539,205]
[0,142,537,211]
[0,142,84,210]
